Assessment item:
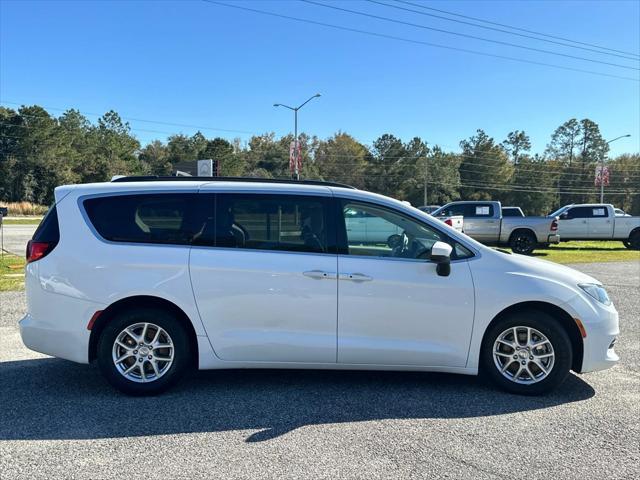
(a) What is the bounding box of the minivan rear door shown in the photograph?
[190,190,338,363]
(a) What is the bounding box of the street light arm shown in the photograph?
[606,134,631,144]
[274,103,296,111]
[296,93,321,110]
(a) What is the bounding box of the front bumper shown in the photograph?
[579,307,619,373]
[547,234,560,244]
[564,294,619,373]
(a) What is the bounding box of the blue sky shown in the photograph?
[1,0,638,156]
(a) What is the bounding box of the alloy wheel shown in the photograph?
[493,326,555,384]
[111,322,174,383]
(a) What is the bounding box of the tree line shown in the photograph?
[1,105,638,215]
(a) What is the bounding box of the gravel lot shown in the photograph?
[0,262,638,479]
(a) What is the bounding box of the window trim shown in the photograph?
[335,198,476,262]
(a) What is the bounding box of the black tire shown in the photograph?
[625,230,640,250]
[97,307,190,395]
[480,310,572,395]
[509,230,537,255]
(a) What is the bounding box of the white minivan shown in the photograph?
[20,177,619,395]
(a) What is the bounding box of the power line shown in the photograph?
[301,0,639,71]
[201,0,640,82]
[0,100,257,135]
[393,0,640,59]
[365,0,639,61]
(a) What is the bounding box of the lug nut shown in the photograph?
[133,350,138,354]
[513,355,518,359]
[521,360,526,365]
[138,358,143,362]
[148,355,152,360]
[529,356,534,360]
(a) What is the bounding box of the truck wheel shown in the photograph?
[510,231,537,255]
[625,231,640,250]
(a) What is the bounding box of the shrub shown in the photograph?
[1,201,48,216]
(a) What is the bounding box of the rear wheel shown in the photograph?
[510,230,537,255]
[97,308,190,395]
[624,231,640,250]
[481,310,572,395]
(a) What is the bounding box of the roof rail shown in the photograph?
[110,176,356,189]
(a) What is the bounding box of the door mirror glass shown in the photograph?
[560,212,569,220]
[430,241,452,277]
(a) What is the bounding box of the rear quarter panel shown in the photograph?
[34,189,207,336]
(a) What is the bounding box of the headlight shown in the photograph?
[579,283,611,306]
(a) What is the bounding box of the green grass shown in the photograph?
[525,241,640,264]
[1,217,43,225]
[0,254,25,292]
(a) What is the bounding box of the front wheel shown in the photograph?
[624,231,640,250]
[509,231,537,255]
[97,308,190,395]
[481,310,572,395]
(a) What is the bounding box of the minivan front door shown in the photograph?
[336,200,475,367]
[190,192,338,363]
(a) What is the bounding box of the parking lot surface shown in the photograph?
[0,261,638,479]
[0,224,37,256]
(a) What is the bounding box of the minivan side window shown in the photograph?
[339,200,473,260]
[214,194,332,254]
[84,193,210,245]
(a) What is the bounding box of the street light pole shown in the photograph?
[274,93,321,180]
[600,134,631,203]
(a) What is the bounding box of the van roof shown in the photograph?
[111,175,356,189]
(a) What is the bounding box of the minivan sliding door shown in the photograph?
[189,191,338,363]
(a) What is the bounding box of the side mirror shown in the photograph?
[430,241,453,277]
[560,212,569,220]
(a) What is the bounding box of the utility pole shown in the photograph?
[274,93,321,181]
[423,156,428,206]
[600,134,631,203]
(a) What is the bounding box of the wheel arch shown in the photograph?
[480,301,584,372]
[628,226,640,239]
[88,295,199,368]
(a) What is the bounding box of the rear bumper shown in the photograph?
[20,312,91,364]
[547,234,560,244]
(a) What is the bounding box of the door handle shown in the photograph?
[303,270,336,280]
[340,273,373,282]
[582,220,587,224]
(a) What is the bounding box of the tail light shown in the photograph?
[26,240,56,263]
[551,219,558,231]
[26,204,60,263]
[444,218,453,226]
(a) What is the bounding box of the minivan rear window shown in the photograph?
[32,205,60,243]
[84,194,210,245]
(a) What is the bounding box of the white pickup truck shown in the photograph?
[549,204,640,249]
[433,201,560,255]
